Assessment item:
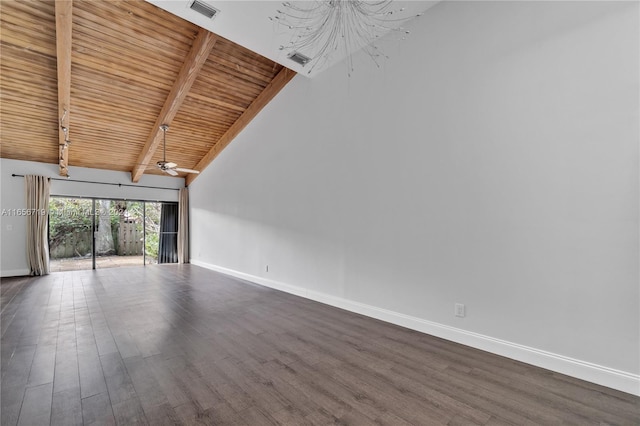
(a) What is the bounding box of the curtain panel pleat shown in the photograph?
[177,187,189,264]
[25,175,50,275]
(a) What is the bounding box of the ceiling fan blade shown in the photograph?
[174,168,200,174]
[165,162,177,169]
[164,168,179,176]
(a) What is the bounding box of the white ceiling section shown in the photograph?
[146,0,439,77]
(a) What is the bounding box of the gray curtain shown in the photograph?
[177,187,189,264]
[25,175,50,275]
[158,203,178,264]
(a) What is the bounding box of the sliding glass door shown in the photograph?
[49,197,178,272]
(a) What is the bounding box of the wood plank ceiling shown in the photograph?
[0,0,295,184]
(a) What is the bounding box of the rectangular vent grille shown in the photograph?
[189,0,219,19]
[287,52,311,66]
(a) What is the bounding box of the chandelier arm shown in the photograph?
[271,0,421,75]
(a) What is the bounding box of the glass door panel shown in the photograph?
[94,200,144,269]
[49,197,94,272]
[144,202,161,265]
[143,202,177,265]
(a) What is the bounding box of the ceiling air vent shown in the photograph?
[287,51,311,67]
[189,0,219,19]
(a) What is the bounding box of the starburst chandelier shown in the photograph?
[270,0,422,76]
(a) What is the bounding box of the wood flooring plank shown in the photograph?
[374,411,416,426]
[173,400,241,425]
[111,331,142,359]
[53,346,80,394]
[238,405,280,426]
[241,363,319,418]
[213,356,292,415]
[447,414,485,426]
[194,365,254,413]
[484,415,518,426]
[1,319,26,369]
[128,327,162,358]
[331,354,492,425]
[100,352,138,406]
[81,392,115,426]
[36,318,59,347]
[270,405,314,426]
[163,355,225,411]
[144,355,192,408]
[390,362,553,425]
[468,366,632,425]
[0,277,29,315]
[325,362,456,425]
[77,345,108,399]
[93,326,119,356]
[303,408,344,424]
[258,358,354,419]
[1,402,22,426]
[1,267,639,426]
[122,356,169,408]
[17,382,53,426]
[1,344,37,390]
[139,402,183,426]
[111,397,148,426]
[26,343,56,387]
[51,387,83,426]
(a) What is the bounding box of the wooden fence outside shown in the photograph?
[50,222,143,258]
[50,229,92,259]
[118,222,143,255]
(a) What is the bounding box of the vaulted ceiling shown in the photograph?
[0,0,296,184]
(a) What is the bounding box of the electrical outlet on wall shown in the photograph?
[266,265,269,272]
[454,303,466,318]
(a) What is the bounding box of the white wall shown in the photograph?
[189,1,639,393]
[0,158,184,276]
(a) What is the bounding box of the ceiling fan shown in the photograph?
[154,124,200,176]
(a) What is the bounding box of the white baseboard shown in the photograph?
[1,268,30,278]
[191,259,640,397]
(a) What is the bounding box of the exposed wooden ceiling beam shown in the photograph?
[55,0,72,177]
[185,67,296,186]
[131,29,218,182]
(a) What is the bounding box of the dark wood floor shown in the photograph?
[1,265,638,425]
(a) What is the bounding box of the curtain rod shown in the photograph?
[11,174,181,191]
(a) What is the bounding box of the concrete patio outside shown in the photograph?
[49,255,156,272]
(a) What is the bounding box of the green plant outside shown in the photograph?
[49,198,162,260]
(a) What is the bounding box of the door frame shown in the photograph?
[49,196,178,270]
